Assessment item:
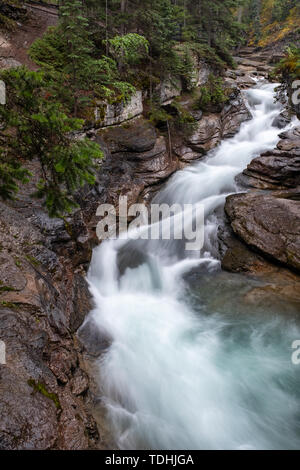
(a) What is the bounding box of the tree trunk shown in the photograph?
[121,0,126,13]
[237,6,243,23]
[120,0,127,34]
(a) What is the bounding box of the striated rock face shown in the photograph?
[224,190,300,272]
[186,87,251,154]
[157,77,182,104]
[221,88,252,138]
[0,184,102,449]
[94,91,143,128]
[187,114,221,153]
[94,118,178,209]
[241,127,300,189]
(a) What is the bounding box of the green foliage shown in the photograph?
[171,100,198,136]
[29,28,136,108]
[148,105,172,126]
[0,157,30,200]
[0,12,16,29]
[1,0,255,218]
[29,27,66,70]
[0,0,25,29]
[242,0,300,45]
[107,33,149,65]
[0,66,103,217]
[148,99,197,138]
[271,0,299,22]
[276,45,300,79]
[90,0,241,83]
[199,75,228,112]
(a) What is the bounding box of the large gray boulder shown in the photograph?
[243,126,300,189]
[225,190,300,272]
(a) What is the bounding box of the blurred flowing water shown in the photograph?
[81,83,300,450]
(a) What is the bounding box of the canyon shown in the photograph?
[0,4,299,450]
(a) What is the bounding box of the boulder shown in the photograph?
[0,58,22,69]
[244,150,300,188]
[186,113,221,153]
[186,87,251,152]
[243,126,300,188]
[100,118,157,154]
[221,88,252,138]
[272,111,291,129]
[219,221,277,274]
[225,190,300,272]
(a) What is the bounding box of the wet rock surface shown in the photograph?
[94,118,178,210]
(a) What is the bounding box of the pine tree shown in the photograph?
[0,66,103,217]
[59,0,96,116]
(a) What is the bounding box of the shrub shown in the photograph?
[199,74,228,112]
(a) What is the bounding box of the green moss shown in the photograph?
[28,379,61,410]
[0,13,16,30]
[25,255,40,267]
[14,257,22,268]
[275,46,300,80]
[61,217,73,238]
[0,301,18,309]
[0,283,16,293]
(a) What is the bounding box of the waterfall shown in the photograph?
[81,82,300,450]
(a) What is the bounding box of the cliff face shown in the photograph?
[0,171,101,449]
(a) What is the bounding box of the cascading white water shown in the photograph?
[82,83,300,450]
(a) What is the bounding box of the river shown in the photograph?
[81,82,300,450]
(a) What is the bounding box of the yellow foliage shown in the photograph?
[257,5,300,47]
